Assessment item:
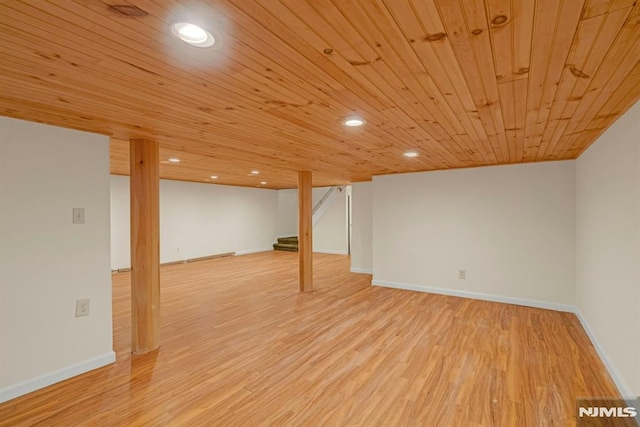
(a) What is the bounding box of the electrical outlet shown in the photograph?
[458,269,466,279]
[176,247,180,253]
[76,298,90,317]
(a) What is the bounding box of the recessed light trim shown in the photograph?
[168,158,181,163]
[171,22,215,48]
[404,151,419,158]
[343,115,366,127]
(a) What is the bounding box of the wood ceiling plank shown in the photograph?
[354,0,469,137]
[0,3,288,121]
[215,0,389,111]
[111,147,348,189]
[1,0,638,186]
[512,0,536,78]
[561,8,633,126]
[487,0,516,161]
[1,9,420,181]
[487,0,513,83]
[31,0,370,140]
[531,0,584,161]
[540,12,606,158]
[434,0,502,165]
[510,0,536,161]
[522,0,562,162]
[512,78,530,162]
[497,80,517,162]
[0,63,338,169]
[199,0,470,166]
[555,4,640,156]
[573,62,640,154]
[35,0,424,170]
[276,1,454,164]
[589,62,640,131]
[131,0,382,124]
[277,0,466,165]
[583,0,613,19]
[460,0,511,164]
[381,0,489,164]
[0,74,375,185]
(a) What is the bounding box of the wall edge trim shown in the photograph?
[0,351,116,404]
[574,310,637,399]
[371,279,576,312]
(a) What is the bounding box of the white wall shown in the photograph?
[0,118,114,403]
[372,161,576,309]
[110,176,278,270]
[313,187,348,255]
[350,182,372,273]
[110,175,130,269]
[276,187,349,255]
[277,189,298,237]
[576,101,640,397]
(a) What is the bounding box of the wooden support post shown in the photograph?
[298,171,313,292]
[130,138,160,354]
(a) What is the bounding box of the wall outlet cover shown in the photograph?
[75,298,90,317]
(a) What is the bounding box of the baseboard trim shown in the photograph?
[185,252,235,263]
[574,310,636,400]
[371,279,576,313]
[113,249,274,271]
[350,268,373,274]
[236,247,274,256]
[314,250,349,255]
[0,351,116,404]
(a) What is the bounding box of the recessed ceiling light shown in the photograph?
[168,158,181,163]
[251,170,260,175]
[260,181,267,185]
[404,151,419,158]
[210,175,218,179]
[343,116,366,127]
[171,22,216,48]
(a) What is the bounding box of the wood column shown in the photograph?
[130,138,160,354]
[298,171,313,292]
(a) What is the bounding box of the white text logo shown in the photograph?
[578,407,638,418]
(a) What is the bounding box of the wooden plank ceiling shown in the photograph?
[1,0,639,189]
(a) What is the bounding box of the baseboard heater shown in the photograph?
[113,251,236,273]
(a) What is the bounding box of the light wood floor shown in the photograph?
[0,252,621,426]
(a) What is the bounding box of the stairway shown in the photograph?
[273,236,298,252]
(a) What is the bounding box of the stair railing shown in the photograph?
[312,186,343,227]
[312,187,336,215]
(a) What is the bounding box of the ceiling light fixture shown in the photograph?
[343,116,366,127]
[404,151,419,158]
[171,22,216,48]
[168,158,181,163]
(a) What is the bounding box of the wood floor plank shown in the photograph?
[0,251,621,426]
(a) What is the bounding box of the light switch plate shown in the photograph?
[72,208,85,224]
